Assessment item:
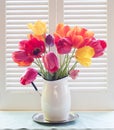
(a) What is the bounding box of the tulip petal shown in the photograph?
[55,23,71,38]
[28,20,46,36]
[12,51,34,66]
[72,35,84,48]
[25,38,45,58]
[66,26,94,49]
[77,58,92,67]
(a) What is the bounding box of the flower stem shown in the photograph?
[31,82,38,91]
[49,46,50,52]
[36,58,45,75]
[69,61,78,71]
[55,55,67,79]
[60,49,76,77]
[59,55,62,66]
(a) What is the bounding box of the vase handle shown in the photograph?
[31,82,42,96]
[37,89,42,96]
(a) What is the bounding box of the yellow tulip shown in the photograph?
[75,46,95,67]
[28,20,46,36]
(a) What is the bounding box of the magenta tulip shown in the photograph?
[43,52,59,73]
[20,68,38,85]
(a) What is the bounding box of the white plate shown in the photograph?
[32,112,79,124]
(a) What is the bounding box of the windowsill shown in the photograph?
[0,111,114,129]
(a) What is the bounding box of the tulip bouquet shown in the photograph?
[12,20,107,91]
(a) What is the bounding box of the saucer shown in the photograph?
[32,112,79,124]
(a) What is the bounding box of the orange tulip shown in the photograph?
[67,26,94,49]
[55,23,71,37]
[54,23,71,43]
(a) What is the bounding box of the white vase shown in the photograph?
[41,77,71,122]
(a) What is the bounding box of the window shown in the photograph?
[0,0,114,110]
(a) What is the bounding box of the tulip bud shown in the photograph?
[20,68,38,85]
[43,52,59,73]
[45,34,54,46]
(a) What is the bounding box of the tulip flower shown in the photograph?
[88,39,107,57]
[18,40,28,50]
[28,20,46,36]
[20,68,38,85]
[54,24,71,44]
[12,51,34,66]
[25,38,45,58]
[55,23,71,37]
[45,34,54,46]
[75,46,95,67]
[43,52,59,73]
[67,26,94,49]
[55,38,73,54]
[69,70,79,80]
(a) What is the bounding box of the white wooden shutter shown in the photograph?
[0,0,49,110]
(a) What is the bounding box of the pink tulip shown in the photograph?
[12,51,34,66]
[20,68,38,85]
[88,39,107,57]
[55,38,72,54]
[43,52,59,73]
[69,70,79,80]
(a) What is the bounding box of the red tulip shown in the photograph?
[12,51,34,66]
[55,38,73,54]
[25,38,45,58]
[88,39,107,57]
[43,52,59,73]
[20,68,38,85]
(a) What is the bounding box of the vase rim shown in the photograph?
[43,76,68,82]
